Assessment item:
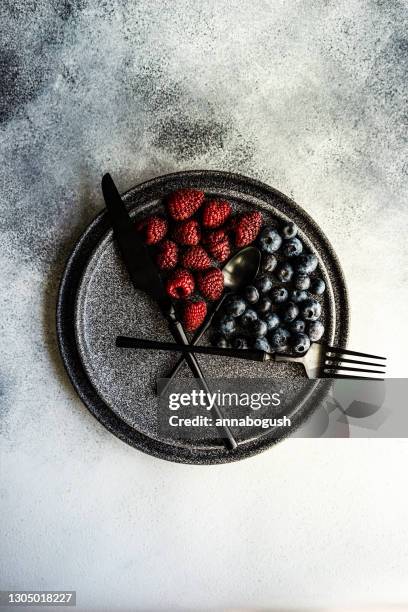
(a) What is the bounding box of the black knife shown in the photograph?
[101,173,237,450]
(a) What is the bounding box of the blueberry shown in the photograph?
[240,308,258,327]
[282,301,299,323]
[307,320,325,341]
[297,253,318,274]
[294,274,311,290]
[255,274,273,294]
[288,319,306,333]
[301,298,322,321]
[252,319,268,337]
[271,287,288,304]
[224,295,247,317]
[310,278,326,295]
[291,332,311,354]
[244,285,259,304]
[253,337,271,353]
[211,333,230,348]
[269,327,291,352]
[282,237,303,257]
[276,262,294,283]
[258,226,282,253]
[257,296,272,314]
[282,221,297,239]
[261,253,278,273]
[290,289,308,303]
[232,336,249,350]
[217,315,236,336]
[264,312,280,331]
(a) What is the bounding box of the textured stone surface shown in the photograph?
[1,1,408,609]
[68,171,344,463]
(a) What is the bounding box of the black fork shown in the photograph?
[115,337,386,379]
[274,342,386,379]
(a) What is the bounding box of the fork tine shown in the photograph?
[325,356,386,368]
[325,345,386,360]
[324,365,385,374]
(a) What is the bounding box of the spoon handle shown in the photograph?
[116,335,268,362]
[157,294,228,395]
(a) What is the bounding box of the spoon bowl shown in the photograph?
[222,246,261,291]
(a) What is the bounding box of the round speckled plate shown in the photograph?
[57,170,349,464]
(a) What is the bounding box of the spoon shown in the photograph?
[159,245,261,392]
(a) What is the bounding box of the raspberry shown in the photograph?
[166,269,195,299]
[181,245,211,270]
[167,189,205,221]
[135,216,167,245]
[202,228,228,247]
[173,219,201,245]
[197,267,224,301]
[202,200,232,228]
[156,240,178,270]
[234,211,262,247]
[182,300,207,332]
[208,236,230,263]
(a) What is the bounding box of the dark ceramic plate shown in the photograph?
[57,170,349,464]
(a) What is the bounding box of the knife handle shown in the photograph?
[159,294,228,396]
[165,307,238,451]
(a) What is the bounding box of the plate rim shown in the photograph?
[56,169,349,464]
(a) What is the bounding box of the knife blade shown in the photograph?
[101,173,238,450]
[101,173,170,308]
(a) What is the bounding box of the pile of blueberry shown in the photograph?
[211,221,326,355]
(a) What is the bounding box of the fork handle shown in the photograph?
[274,354,304,364]
[116,336,268,362]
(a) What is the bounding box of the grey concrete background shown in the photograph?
[1,1,408,610]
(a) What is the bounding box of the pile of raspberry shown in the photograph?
[135,189,262,331]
